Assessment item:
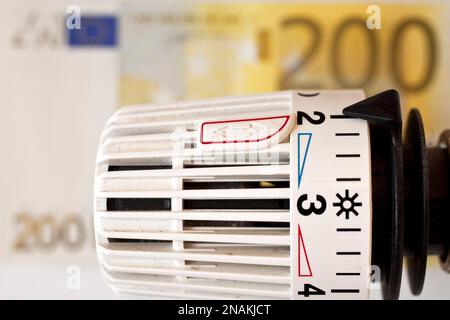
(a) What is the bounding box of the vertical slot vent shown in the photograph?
[108,165,172,171]
[107,238,172,244]
[183,199,289,210]
[183,220,290,228]
[107,198,172,211]
[183,181,289,190]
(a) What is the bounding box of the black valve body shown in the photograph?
[344,90,449,299]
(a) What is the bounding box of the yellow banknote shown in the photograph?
[121,2,450,140]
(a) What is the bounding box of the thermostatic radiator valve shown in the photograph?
[94,90,449,300]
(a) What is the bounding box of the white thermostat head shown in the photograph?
[94,90,450,300]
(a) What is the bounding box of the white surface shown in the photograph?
[0,0,120,299]
[290,90,372,299]
[0,262,118,299]
[95,91,294,299]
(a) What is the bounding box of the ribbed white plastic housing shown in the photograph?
[94,92,294,299]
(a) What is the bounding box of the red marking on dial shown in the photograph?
[298,224,313,277]
[200,115,290,144]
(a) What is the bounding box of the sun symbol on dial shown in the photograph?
[333,189,362,219]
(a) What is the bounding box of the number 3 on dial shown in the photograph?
[297,193,327,216]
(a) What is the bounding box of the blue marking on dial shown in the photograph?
[298,132,312,188]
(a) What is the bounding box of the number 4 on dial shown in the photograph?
[297,284,326,297]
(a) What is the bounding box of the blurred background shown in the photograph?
[0,0,448,299]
